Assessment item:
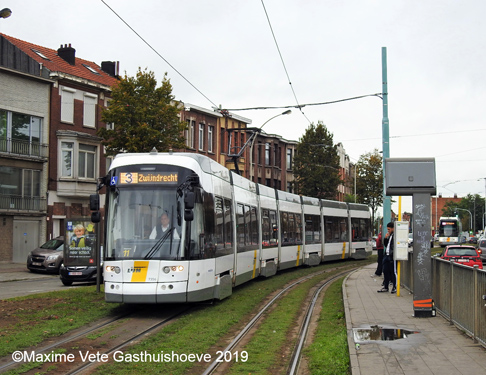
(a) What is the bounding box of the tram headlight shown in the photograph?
[163,265,184,273]
[106,265,121,274]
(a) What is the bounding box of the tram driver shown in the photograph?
[149,212,180,240]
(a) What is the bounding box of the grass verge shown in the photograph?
[0,286,126,358]
[304,276,349,375]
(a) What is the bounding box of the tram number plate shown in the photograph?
[68,272,83,275]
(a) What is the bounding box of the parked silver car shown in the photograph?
[26,237,64,274]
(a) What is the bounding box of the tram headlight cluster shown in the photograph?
[105,265,121,274]
[162,265,184,274]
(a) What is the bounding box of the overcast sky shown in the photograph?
[3,0,486,214]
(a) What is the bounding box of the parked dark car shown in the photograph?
[26,237,64,274]
[477,238,486,262]
[439,245,483,269]
[60,264,102,286]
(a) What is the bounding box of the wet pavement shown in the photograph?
[343,264,486,374]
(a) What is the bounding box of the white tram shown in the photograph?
[96,152,372,303]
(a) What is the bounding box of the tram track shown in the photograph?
[0,304,191,374]
[1,262,363,374]
[202,266,355,375]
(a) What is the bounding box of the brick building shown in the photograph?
[0,33,118,262]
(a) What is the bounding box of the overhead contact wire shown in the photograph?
[100,0,218,109]
[260,0,311,123]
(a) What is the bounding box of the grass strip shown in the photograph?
[304,276,349,375]
[0,286,126,358]
[226,276,315,374]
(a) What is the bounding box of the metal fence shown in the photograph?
[400,251,486,348]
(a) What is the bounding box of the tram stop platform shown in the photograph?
[343,263,486,375]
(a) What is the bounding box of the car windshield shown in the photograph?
[40,239,64,251]
[446,247,477,256]
[479,240,486,247]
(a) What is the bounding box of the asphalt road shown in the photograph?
[0,266,99,300]
[0,276,67,300]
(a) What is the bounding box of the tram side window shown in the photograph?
[224,199,233,249]
[202,192,215,257]
[237,203,258,252]
[215,197,224,251]
[305,214,321,244]
[214,196,234,256]
[187,191,215,260]
[237,203,246,252]
[281,212,288,244]
[351,218,370,241]
[270,210,277,245]
[295,213,302,244]
[262,209,278,247]
[250,206,259,246]
[280,211,302,246]
[339,217,348,241]
[324,216,348,243]
[245,205,252,246]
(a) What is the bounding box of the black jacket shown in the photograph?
[383,233,394,259]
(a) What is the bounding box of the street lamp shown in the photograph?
[455,207,472,232]
[249,110,291,182]
[478,177,486,230]
[0,8,12,19]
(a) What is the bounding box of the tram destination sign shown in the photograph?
[114,172,179,185]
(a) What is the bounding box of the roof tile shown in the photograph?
[1,33,118,88]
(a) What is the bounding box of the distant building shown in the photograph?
[336,142,352,201]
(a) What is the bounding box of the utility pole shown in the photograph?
[382,47,391,227]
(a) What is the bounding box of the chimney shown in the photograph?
[101,61,119,77]
[57,44,76,65]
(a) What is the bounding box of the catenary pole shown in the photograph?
[382,47,391,227]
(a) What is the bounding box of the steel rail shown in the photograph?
[288,271,350,374]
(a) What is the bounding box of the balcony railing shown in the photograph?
[0,195,47,212]
[0,138,49,160]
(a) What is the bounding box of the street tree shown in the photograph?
[355,149,383,226]
[293,121,341,199]
[441,200,459,217]
[98,68,186,156]
[443,194,486,233]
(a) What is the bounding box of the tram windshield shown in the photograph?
[439,220,459,237]
[104,165,192,261]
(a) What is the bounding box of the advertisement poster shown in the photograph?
[64,219,97,266]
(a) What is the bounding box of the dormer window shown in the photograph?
[82,64,100,75]
[31,49,49,60]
